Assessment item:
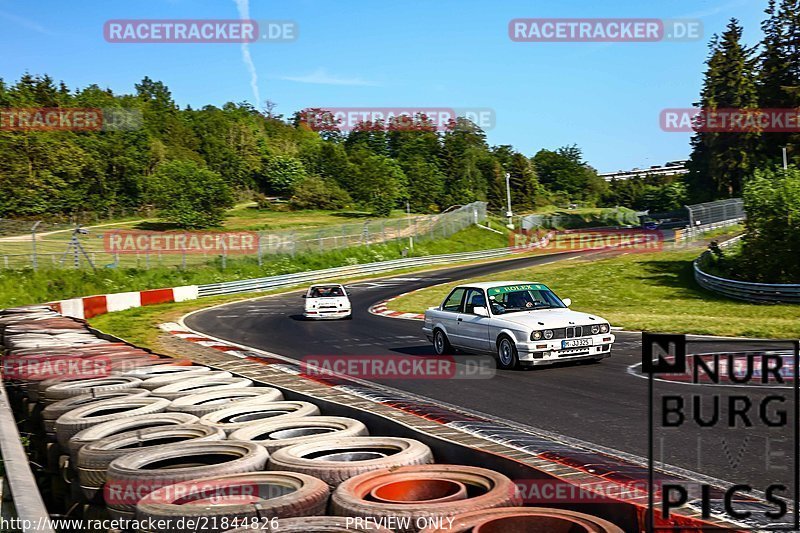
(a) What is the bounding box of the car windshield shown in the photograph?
[309,286,344,298]
[487,284,565,313]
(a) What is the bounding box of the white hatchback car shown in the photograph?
[302,284,352,319]
[423,281,615,369]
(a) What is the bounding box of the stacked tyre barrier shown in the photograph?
[1,306,625,532]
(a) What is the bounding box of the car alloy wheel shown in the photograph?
[434,330,450,355]
[497,338,518,370]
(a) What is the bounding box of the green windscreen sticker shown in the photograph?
[487,284,546,296]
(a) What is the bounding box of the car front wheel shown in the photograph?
[497,336,519,370]
[433,329,453,355]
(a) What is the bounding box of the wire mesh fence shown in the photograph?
[0,202,488,271]
[517,207,642,230]
[681,198,745,241]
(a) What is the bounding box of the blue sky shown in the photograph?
[0,0,768,172]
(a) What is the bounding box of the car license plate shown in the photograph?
[562,338,591,348]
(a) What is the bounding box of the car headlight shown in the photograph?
[591,325,600,335]
[600,324,610,333]
[543,329,554,340]
[531,331,542,340]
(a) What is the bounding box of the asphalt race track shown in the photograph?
[187,251,796,494]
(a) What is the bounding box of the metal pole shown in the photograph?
[505,172,513,229]
[31,221,41,271]
[406,202,413,250]
[783,146,788,170]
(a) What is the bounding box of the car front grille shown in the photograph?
[556,325,600,338]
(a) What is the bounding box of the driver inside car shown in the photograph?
[506,291,534,309]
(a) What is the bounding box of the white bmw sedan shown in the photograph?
[302,284,352,319]
[422,281,614,369]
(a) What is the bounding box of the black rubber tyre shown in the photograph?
[104,441,268,521]
[267,437,433,488]
[44,376,144,403]
[118,364,205,380]
[198,401,320,434]
[150,376,253,400]
[331,465,522,533]
[166,388,284,417]
[140,370,230,391]
[31,376,94,403]
[68,412,200,461]
[135,471,330,533]
[433,329,453,356]
[77,424,224,501]
[229,416,369,453]
[42,389,150,435]
[496,336,520,370]
[54,397,171,449]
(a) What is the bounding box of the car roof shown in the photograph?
[453,281,548,290]
[309,284,345,289]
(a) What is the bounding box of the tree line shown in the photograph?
[683,0,800,283]
[687,0,800,200]
[0,74,690,226]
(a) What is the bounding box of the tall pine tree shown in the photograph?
[686,20,760,200]
[757,0,800,165]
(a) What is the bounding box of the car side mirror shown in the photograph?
[562,298,572,307]
[301,294,307,298]
[473,306,489,317]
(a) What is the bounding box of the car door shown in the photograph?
[439,287,467,348]
[458,288,492,353]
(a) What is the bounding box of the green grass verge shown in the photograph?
[88,291,277,348]
[390,246,800,338]
[0,225,509,309]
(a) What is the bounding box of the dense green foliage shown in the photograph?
[289,176,352,210]
[711,168,800,282]
[0,75,618,225]
[687,3,800,201]
[604,175,688,213]
[147,160,234,227]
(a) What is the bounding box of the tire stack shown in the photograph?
[1,306,625,532]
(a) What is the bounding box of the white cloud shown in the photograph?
[279,68,380,87]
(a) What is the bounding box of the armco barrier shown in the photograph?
[694,236,800,303]
[49,247,514,318]
[197,247,512,297]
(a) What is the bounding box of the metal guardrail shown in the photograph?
[0,377,56,533]
[197,247,513,297]
[694,235,800,303]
